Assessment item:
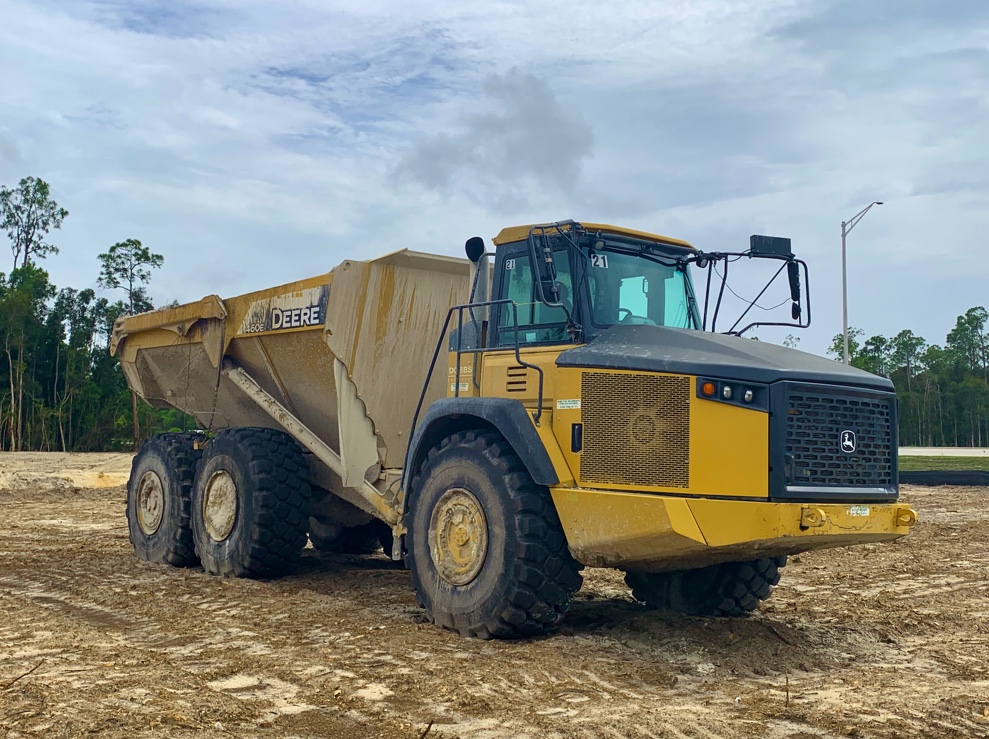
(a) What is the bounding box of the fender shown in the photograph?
[401,397,559,513]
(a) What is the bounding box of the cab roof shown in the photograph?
[492,221,695,250]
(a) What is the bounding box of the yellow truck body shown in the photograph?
[114,221,916,638]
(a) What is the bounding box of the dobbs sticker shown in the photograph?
[238,285,330,335]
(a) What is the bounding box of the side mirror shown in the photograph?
[540,278,560,304]
[465,236,485,263]
[787,261,801,319]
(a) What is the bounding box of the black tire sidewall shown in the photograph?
[126,438,196,566]
[409,444,514,623]
[191,439,260,576]
[626,557,787,616]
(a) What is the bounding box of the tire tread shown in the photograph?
[626,556,787,617]
[127,432,205,566]
[408,430,583,639]
[194,428,310,578]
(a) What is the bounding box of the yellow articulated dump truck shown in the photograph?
[113,220,917,639]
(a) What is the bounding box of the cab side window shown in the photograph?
[495,251,572,346]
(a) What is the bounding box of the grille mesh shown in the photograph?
[785,389,894,487]
[580,372,690,488]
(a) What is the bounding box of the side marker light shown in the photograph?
[701,382,716,397]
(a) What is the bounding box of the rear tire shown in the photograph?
[406,430,582,639]
[191,428,310,578]
[127,433,204,566]
[626,557,787,616]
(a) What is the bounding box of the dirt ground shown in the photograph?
[1,453,988,739]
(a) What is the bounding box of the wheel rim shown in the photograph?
[136,471,165,535]
[203,470,238,542]
[429,487,488,586]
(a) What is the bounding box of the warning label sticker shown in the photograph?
[556,399,581,410]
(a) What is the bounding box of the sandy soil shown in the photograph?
[1,453,988,739]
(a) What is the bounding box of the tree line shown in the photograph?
[829,308,989,447]
[2,174,986,451]
[1,176,188,451]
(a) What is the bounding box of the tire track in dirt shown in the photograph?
[3,468,989,737]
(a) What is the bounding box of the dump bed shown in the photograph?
[112,249,470,511]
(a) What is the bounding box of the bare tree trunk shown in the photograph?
[63,353,72,451]
[5,339,15,452]
[16,343,24,451]
[132,390,140,451]
[0,392,7,451]
[937,385,947,446]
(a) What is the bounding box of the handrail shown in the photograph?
[406,299,547,472]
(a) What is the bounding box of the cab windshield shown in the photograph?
[584,247,697,329]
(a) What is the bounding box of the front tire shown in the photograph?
[191,428,310,578]
[406,430,582,639]
[126,433,204,566]
[626,557,787,616]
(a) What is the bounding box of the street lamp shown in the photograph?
[841,201,883,364]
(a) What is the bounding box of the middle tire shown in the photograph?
[191,427,311,578]
[308,518,383,554]
[406,430,583,639]
[625,556,787,616]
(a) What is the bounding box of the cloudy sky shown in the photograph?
[1,0,986,354]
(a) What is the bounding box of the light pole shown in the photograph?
[841,201,883,364]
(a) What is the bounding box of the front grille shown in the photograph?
[785,387,894,488]
[580,372,690,488]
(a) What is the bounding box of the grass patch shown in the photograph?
[899,455,989,472]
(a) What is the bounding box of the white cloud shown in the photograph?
[0,0,986,352]
[397,71,594,212]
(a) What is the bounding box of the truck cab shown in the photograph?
[488,222,699,348]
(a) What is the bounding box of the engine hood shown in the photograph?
[557,325,893,391]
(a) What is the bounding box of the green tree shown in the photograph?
[0,265,56,449]
[946,307,988,380]
[858,334,892,376]
[97,239,163,315]
[0,178,193,452]
[890,329,927,392]
[827,327,863,361]
[96,239,163,449]
[0,176,69,270]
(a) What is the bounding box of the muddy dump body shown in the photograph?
[112,249,469,521]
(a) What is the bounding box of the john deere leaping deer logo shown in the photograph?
[840,430,857,454]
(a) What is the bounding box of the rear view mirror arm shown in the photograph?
[731,258,812,336]
[726,261,788,335]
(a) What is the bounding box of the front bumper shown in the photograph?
[550,487,918,572]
